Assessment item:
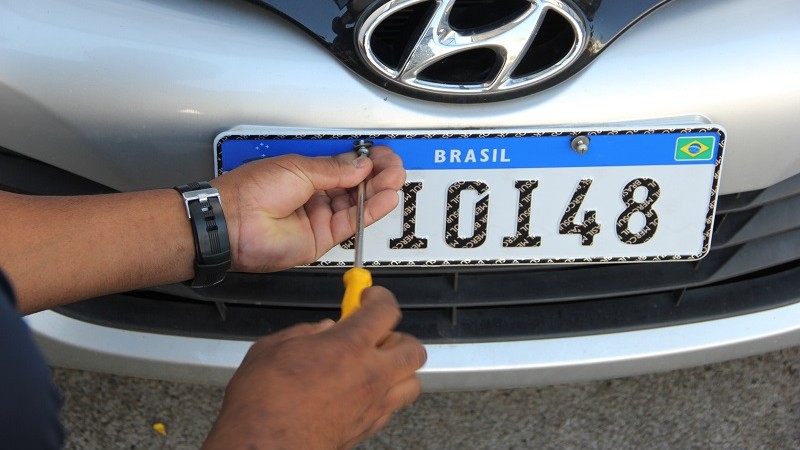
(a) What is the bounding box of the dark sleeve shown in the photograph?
[0,271,65,449]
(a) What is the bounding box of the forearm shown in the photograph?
[1,149,401,314]
[2,189,196,314]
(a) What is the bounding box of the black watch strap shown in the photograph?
[174,182,231,288]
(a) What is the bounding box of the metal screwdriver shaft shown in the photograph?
[340,140,373,320]
[352,141,369,269]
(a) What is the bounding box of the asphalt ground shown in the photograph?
[53,346,800,449]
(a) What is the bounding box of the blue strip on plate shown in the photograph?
[218,131,719,172]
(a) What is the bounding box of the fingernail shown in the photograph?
[353,155,369,169]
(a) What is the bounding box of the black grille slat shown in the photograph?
[716,172,800,213]
[712,192,800,249]
[55,261,800,342]
[712,227,800,281]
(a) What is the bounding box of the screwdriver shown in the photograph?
[340,140,373,320]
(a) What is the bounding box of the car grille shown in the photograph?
[54,170,800,343]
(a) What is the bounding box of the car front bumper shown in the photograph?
[29,301,800,391]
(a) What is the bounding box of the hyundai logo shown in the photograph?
[356,0,588,98]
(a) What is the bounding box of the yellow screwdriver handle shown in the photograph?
[340,267,372,320]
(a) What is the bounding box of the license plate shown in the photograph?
[215,124,724,267]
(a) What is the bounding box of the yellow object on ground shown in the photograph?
[152,422,167,436]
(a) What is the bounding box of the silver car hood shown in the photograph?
[0,0,798,193]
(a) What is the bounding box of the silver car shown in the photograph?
[2,0,799,390]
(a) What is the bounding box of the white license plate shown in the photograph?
[215,124,724,267]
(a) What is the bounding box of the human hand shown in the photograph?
[202,287,426,450]
[210,146,405,272]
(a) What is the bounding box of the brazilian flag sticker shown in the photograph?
[675,136,715,161]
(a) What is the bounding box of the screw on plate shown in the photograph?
[354,139,373,157]
[571,135,590,154]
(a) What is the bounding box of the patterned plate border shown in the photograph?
[215,126,726,267]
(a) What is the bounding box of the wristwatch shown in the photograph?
[174,182,231,288]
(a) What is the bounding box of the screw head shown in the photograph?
[353,139,373,157]
[571,136,590,154]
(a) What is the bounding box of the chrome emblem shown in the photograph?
[357,0,588,97]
